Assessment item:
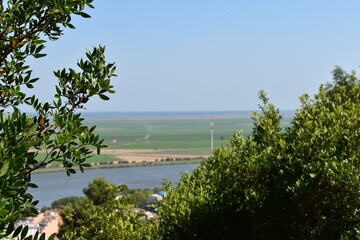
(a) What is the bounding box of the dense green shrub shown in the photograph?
[51,196,84,209]
[158,67,360,240]
[59,178,159,240]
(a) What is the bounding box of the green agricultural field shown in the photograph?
[35,152,119,164]
[82,113,293,150]
[34,112,293,169]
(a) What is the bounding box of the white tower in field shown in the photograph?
[210,118,214,151]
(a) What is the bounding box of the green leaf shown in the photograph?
[28,183,39,188]
[5,222,14,236]
[33,53,47,58]
[39,233,46,240]
[12,225,22,238]
[78,12,91,18]
[24,235,33,240]
[48,233,56,240]
[25,83,34,88]
[33,231,39,240]
[99,94,109,100]
[21,226,29,239]
[0,161,9,177]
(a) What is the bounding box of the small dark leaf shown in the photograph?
[48,233,56,240]
[33,53,47,58]
[24,235,32,240]
[99,94,109,100]
[26,83,34,88]
[78,12,91,18]
[12,225,23,238]
[28,183,38,188]
[79,164,84,173]
[39,233,46,240]
[5,222,14,236]
[33,231,39,240]
[21,225,29,239]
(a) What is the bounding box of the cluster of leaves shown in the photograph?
[50,196,83,210]
[58,178,158,240]
[2,223,54,240]
[158,67,360,240]
[0,0,116,239]
[124,187,164,207]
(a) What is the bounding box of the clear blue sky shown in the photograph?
[27,0,360,112]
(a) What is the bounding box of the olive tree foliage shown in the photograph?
[0,0,116,239]
[82,177,116,205]
[158,67,360,240]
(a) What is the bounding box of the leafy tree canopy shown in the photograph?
[83,177,116,205]
[51,196,84,209]
[59,178,158,240]
[0,0,116,239]
[158,66,360,240]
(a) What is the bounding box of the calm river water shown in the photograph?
[29,163,198,208]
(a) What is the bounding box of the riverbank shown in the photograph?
[34,158,204,174]
[34,147,209,174]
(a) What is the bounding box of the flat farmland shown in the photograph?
[75,112,293,164]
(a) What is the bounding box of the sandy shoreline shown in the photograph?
[34,148,211,163]
[97,148,210,163]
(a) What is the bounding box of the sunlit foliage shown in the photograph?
[0,0,116,239]
[159,67,360,240]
